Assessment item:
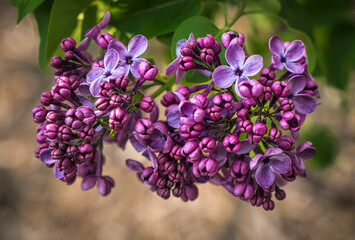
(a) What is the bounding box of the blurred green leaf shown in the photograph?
[110,0,202,39]
[302,125,340,169]
[171,16,219,57]
[132,90,145,105]
[81,5,97,40]
[17,0,45,23]
[157,32,174,46]
[108,129,115,139]
[33,0,54,70]
[8,0,22,6]
[245,0,280,13]
[46,0,93,62]
[181,70,211,85]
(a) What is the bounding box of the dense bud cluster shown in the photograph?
[32,12,319,210]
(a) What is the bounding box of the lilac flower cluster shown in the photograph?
[32,13,319,211]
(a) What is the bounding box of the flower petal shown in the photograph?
[269,36,284,57]
[264,147,283,157]
[128,35,148,59]
[250,154,263,170]
[40,149,56,165]
[89,78,103,97]
[131,58,145,77]
[269,155,291,174]
[176,39,187,57]
[241,54,263,76]
[104,49,120,71]
[297,141,316,159]
[86,67,104,84]
[293,94,316,114]
[234,75,244,98]
[126,159,145,172]
[108,39,127,58]
[166,57,180,75]
[176,69,184,84]
[255,164,275,188]
[110,66,125,79]
[285,40,305,61]
[225,44,245,69]
[285,61,305,74]
[288,75,307,95]
[212,65,236,88]
[271,55,284,71]
[81,176,98,190]
[167,105,181,128]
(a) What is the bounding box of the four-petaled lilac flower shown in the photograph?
[212,44,263,98]
[287,75,316,115]
[86,49,124,97]
[269,36,305,74]
[250,148,291,188]
[108,35,148,77]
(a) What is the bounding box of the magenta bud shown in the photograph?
[32,105,47,123]
[172,185,183,197]
[60,37,76,52]
[45,123,58,139]
[199,137,216,153]
[238,119,252,133]
[79,125,95,142]
[263,199,275,211]
[109,107,129,131]
[190,93,208,109]
[200,48,214,63]
[77,143,94,163]
[170,145,183,160]
[179,56,195,71]
[176,85,191,99]
[139,96,155,113]
[97,32,114,50]
[115,74,130,90]
[230,160,249,182]
[272,81,291,98]
[278,136,295,151]
[280,111,301,132]
[40,91,53,106]
[260,86,272,101]
[180,44,194,56]
[206,106,222,121]
[157,187,170,199]
[223,134,241,153]
[135,117,153,139]
[95,97,109,111]
[182,141,201,163]
[109,94,123,107]
[195,157,218,177]
[66,145,79,158]
[50,56,62,68]
[279,99,295,112]
[269,127,282,142]
[250,79,264,98]
[58,125,72,141]
[238,80,252,98]
[275,188,286,200]
[252,122,268,136]
[138,61,158,80]
[97,176,115,196]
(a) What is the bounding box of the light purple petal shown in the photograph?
[225,44,245,69]
[209,174,226,185]
[108,39,127,58]
[234,75,244,98]
[288,75,307,95]
[167,106,181,128]
[166,57,180,75]
[128,35,148,59]
[78,95,94,108]
[78,37,89,50]
[264,147,283,157]
[86,67,104,84]
[110,66,125,79]
[285,61,305,74]
[241,55,263,76]
[212,65,236,88]
[285,40,305,61]
[293,94,316,114]
[175,69,184,84]
[272,55,284,71]
[147,150,158,169]
[90,78,104,97]
[40,149,56,165]
[126,159,145,172]
[297,141,313,153]
[148,129,166,151]
[98,11,111,29]
[269,155,291,174]
[195,69,212,77]
[150,105,159,122]
[54,166,64,180]
[255,164,275,188]
[131,58,145,77]
[78,83,91,96]
[250,154,263,170]
[176,39,187,57]
[130,136,145,152]
[187,32,195,42]
[81,176,98,190]
[269,36,284,57]
[104,49,120,71]
[297,141,316,159]
[238,140,256,154]
[179,101,195,117]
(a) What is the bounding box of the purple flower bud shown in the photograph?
[141,167,154,181]
[53,67,64,76]
[56,157,77,183]
[45,124,59,139]
[40,91,53,106]
[66,145,79,158]
[179,56,195,71]
[230,160,249,182]
[197,34,215,49]
[109,107,129,131]
[92,60,104,69]
[221,31,237,48]
[237,108,249,119]
[238,80,252,98]
[275,188,286,200]
[51,148,65,160]
[50,56,62,68]
[170,145,183,160]
[51,81,72,102]
[212,40,222,55]
[135,118,153,139]
[180,122,204,138]
[97,176,115,196]
[180,44,194,56]
[213,93,233,110]
[36,129,46,144]
[223,135,241,153]
[200,48,214,63]
[250,79,264,99]
[79,125,95,142]
[176,85,191,99]
[109,94,123,107]
[260,86,272,101]
[182,141,201,163]
[99,81,115,97]
[184,184,198,201]
[139,96,155,113]
[164,160,176,172]
[263,199,275,211]
[272,81,291,98]
[172,184,183,197]
[282,165,298,181]
[138,61,158,80]
[278,136,295,151]
[65,108,84,130]
[168,171,182,183]
[206,106,222,121]
[238,119,252,133]
[302,79,319,97]
[58,125,72,142]
[77,143,94,163]
[190,93,208,109]
[279,99,295,112]
[32,105,47,123]
[199,137,216,153]
[95,97,109,111]
[161,92,177,107]
[114,74,130,91]
[64,51,75,61]
[157,187,170,199]
[259,68,275,86]
[268,127,282,143]
[233,183,254,200]
[253,122,268,136]
[60,37,76,52]
[193,157,218,177]
[280,111,301,132]
[58,76,80,91]
[97,32,114,50]
[250,192,264,207]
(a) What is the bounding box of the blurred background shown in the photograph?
[1,0,355,239]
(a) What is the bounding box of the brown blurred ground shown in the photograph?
[0,1,355,240]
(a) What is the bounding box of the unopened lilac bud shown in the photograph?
[200,48,214,63]
[230,160,249,182]
[109,94,122,107]
[261,68,275,80]
[51,148,65,160]
[250,79,264,98]
[199,137,216,153]
[157,187,170,199]
[40,91,53,106]
[51,81,72,102]
[238,80,252,98]
[269,127,282,142]
[58,126,72,142]
[237,107,249,119]
[280,111,301,132]
[109,107,129,131]
[179,56,195,71]
[168,171,182,183]
[164,160,176,172]
[272,81,291,98]
[278,136,295,151]
[135,118,153,140]
[212,40,222,55]
[253,122,268,136]
[99,81,115,97]
[79,125,95,142]
[221,31,237,48]
[66,145,79,158]
[77,143,94,163]
[97,176,115,196]
[223,135,241,153]
[60,37,76,52]
[114,74,129,91]
[32,105,47,123]
[65,108,84,130]
[138,61,158,80]
[50,56,62,68]
[180,122,204,138]
[59,76,80,91]
[194,157,218,177]
[95,97,109,111]
[36,129,46,144]
[275,188,286,200]
[263,199,275,211]
[172,185,183,197]
[176,85,191,99]
[45,124,58,139]
[250,193,264,207]
[260,86,272,101]
[139,96,155,113]
[279,99,295,112]
[64,51,75,61]
[184,184,198,201]
[213,93,233,110]
[161,92,176,107]
[97,32,113,50]
[180,44,194,56]
[182,141,201,163]
[92,60,104,69]
[282,165,298,181]
[207,106,222,121]
[141,167,154,181]
[170,145,183,160]
[238,119,252,133]
[233,183,254,200]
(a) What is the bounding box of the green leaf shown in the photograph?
[108,129,115,139]
[245,0,280,14]
[110,0,203,39]
[17,0,45,23]
[171,16,219,57]
[46,0,93,63]
[157,32,174,46]
[278,0,314,38]
[81,5,97,40]
[180,70,211,85]
[132,90,145,105]
[33,0,54,70]
[8,0,22,6]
